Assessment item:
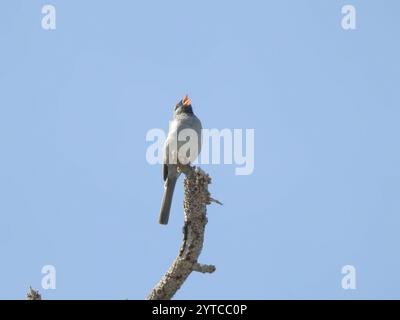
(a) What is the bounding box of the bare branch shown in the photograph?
[147,166,217,300]
[209,197,223,206]
[193,263,216,274]
[26,286,42,300]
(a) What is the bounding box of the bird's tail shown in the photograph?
[159,177,178,225]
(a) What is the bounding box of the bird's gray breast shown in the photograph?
[164,114,202,167]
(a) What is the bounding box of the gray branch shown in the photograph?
[26,286,42,300]
[147,166,218,300]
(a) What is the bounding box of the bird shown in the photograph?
[159,95,202,225]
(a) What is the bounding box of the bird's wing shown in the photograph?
[163,142,169,181]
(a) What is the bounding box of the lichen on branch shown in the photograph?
[147,166,219,300]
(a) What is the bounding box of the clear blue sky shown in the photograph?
[0,0,399,299]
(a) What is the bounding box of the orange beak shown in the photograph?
[182,95,192,107]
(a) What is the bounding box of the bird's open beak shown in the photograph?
[182,95,192,107]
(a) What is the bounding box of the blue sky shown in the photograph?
[0,0,399,299]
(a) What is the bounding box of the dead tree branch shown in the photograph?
[147,166,220,300]
[26,287,42,300]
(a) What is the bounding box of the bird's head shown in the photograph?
[174,95,194,116]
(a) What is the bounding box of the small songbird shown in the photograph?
[159,95,202,225]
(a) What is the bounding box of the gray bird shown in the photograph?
[159,95,202,225]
